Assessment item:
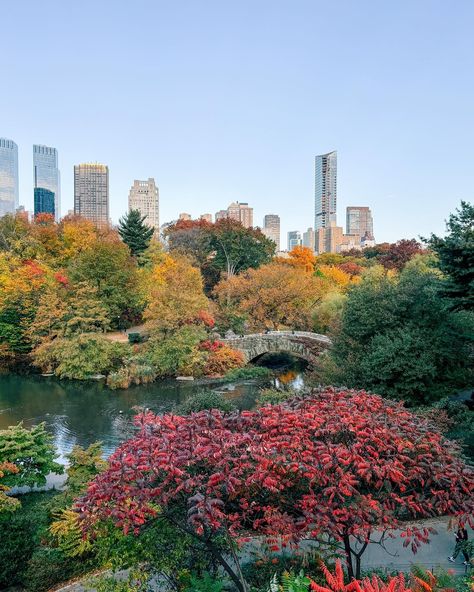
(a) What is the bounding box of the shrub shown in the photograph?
[256,388,295,406]
[33,334,128,380]
[203,345,244,376]
[176,391,236,415]
[146,325,208,377]
[0,491,57,588]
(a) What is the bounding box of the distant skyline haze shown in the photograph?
[1,0,473,242]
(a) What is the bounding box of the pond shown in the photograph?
[0,355,307,463]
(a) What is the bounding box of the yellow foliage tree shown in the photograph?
[144,254,210,333]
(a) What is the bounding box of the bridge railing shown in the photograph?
[223,331,332,345]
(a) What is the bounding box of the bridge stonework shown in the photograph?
[223,331,331,366]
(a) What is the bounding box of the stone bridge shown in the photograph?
[223,331,332,365]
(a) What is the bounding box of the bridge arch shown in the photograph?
[223,331,331,366]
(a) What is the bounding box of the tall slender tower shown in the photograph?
[128,178,159,230]
[314,151,337,231]
[74,163,109,226]
[33,144,61,221]
[0,138,19,217]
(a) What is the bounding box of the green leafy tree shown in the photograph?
[68,239,140,327]
[118,209,154,258]
[0,423,63,488]
[32,334,127,379]
[426,201,474,309]
[209,218,275,278]
[146,325,208,377]
[328,261,474,404]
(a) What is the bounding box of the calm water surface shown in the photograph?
[0,361,306,463]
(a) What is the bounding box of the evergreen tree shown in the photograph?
[118,209,154,257]
[426,201,474,309]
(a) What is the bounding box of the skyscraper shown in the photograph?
[74,164,109,226]
[128,178,159,230]
[0,138,19,217]
[34,188,55,217]
[33,145,61,221]
[262,214,280,251]
[346,206,374,240]
[315,151,337,231]
[287,230,302,251]
[303,227,315,251]
[215,202,253,228]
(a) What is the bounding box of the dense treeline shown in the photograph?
[0,203,473,400]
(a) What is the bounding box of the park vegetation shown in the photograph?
[0,203,473,589]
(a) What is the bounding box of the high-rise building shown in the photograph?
[128,178,159,230]
[315,223,343,254]
[33,145,61,221]
[288,230,302,251]
[74,163,109,226]
[215,202,253,228]
[179,212,192,221]
[302,227,315,251]
[200,213,213,223]
[262,214,280,251]
[0,138,19,217]
[315,151,337,231]
[346,206,374,240]
[34,188,55,217]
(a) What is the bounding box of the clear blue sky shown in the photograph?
[2,0,473,243]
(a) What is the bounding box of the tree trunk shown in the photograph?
[343,533,354,580]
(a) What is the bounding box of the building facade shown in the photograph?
[128,178,159,230]
[346,206,374,240]
[215,202,253,228]
[34,187,55,217]
[262,214,280,250]
[0,138,19,217]
[33,145,61,221]
[315,150,337,231]
[74,164,109,226]
[287,230,302,251]
[200,213,213,223]
[302,227,315,251]
[178,212,192,221]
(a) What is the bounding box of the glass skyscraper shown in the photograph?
[0,138,19,217]
[315,151,337,231]
[34,188,55,217]
[33,145,61,221]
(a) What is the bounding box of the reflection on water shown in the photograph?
[0,359,306,462]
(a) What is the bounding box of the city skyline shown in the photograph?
[2,1,472,243]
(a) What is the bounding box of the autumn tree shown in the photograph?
[143,254,210,333]
[288,245,317,272]
[214,262,328,332]
[78,389,474,588]
[118,209,154,258]
[426,201,474,309]
[363,239,424,270]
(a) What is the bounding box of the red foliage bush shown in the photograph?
[78,389,473,579]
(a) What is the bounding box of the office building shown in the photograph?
[303,227,315,251]
[34,188,55,217]
[179,212,192,221]
[262,214,280,250]
[128,178,159,230]
[215,202,253,228]
[33,145,61,221]
[346,206,374,240]
[0,138,19,217]
[74,163,109,226]
[315,223,343,254]
[315,151,337,231]
[287,230,302,251]
[200,213,213,223]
